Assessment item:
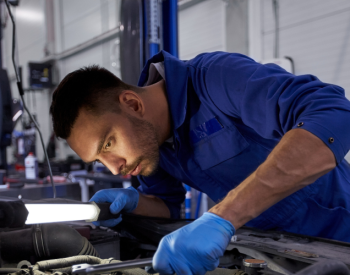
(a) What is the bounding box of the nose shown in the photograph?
[99,155,125,175]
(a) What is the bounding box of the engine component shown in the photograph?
[0,223,98,263]
[294,260,349,275]
[9,255,249,275]
[0,268,21,275]
[17,260,32,269]
[34,255,113,274]
[243,259,267,275]
[8,256,117,275]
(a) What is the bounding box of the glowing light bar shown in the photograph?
[12,110,23,121]
[25,203,100,224]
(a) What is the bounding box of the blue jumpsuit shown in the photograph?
[137,51,350,242]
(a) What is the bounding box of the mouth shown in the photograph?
[129,163,141,176]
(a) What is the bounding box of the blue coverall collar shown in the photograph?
[138,50,188,130]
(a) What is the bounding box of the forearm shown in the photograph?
[132,192,171,218]
[209,128,336,229]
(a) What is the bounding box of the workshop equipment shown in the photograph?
[4,0,56,196]
[25,203,101,224]
[0,199,120,228]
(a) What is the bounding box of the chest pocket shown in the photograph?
[191,122,249,170]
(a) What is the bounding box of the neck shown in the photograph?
[143,80,172,145]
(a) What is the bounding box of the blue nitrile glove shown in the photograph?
[89,186,139,227]
[153,212,235,275]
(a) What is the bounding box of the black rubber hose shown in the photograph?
[0,226,34,262]
[0,200,28,228]
[77,237,99,257]
[0,223,99,262]
[39,223,99,259]
[295,260,350,275]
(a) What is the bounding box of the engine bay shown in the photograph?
[1,213,349,275]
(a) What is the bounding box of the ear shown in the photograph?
[118,90,145,117]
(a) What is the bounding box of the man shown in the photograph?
[50,51,350,275]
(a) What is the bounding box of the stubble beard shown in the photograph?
[120,115,160,177]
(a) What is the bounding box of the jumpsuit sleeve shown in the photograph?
[199,52,350,164]
[137,166,186,219]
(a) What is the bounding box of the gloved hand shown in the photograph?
[153,212,235,275]
[89,186,139,227]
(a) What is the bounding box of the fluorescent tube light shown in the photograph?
[25,203,100,224]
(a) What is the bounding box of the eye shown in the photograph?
[105,141,111,149]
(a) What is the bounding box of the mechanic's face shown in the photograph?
[67,109,160,176]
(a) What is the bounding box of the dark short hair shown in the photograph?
[50,65,140,139]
